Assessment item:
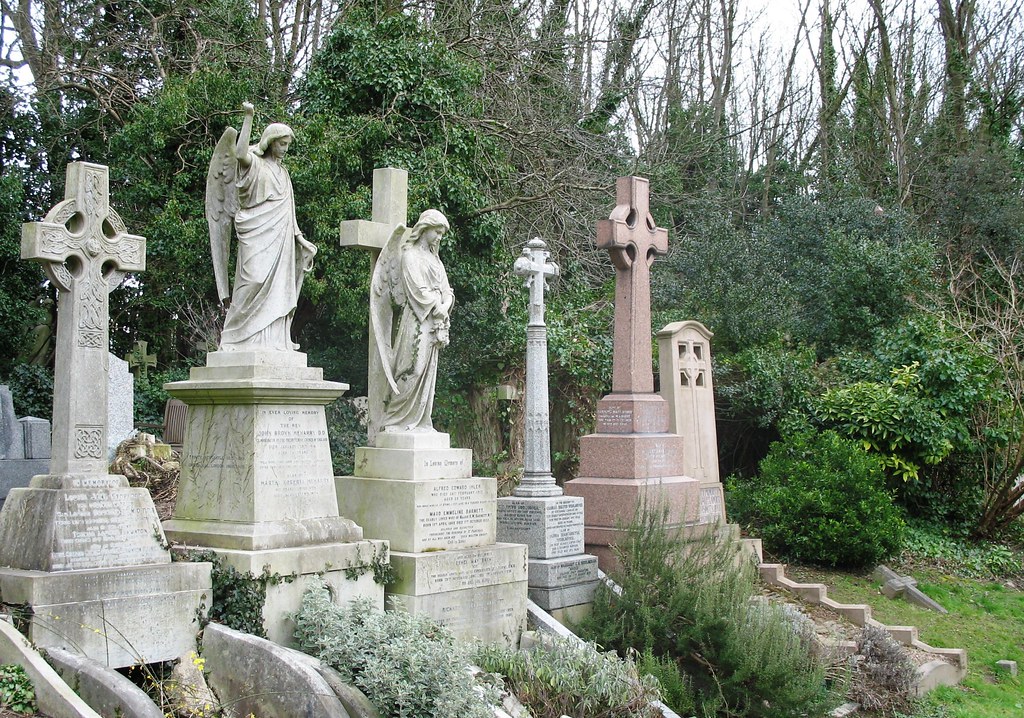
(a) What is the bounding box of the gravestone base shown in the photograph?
[388,543,527,645]
[172,540,387,646]
[335,475,496,552]
[0,561,209,669]
[496,496,598,614]
[565,475,699,573]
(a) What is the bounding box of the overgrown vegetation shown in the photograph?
[475,635,662,718]
[576,506,844,717]
[294,583,495,718]
[0,663,37,715]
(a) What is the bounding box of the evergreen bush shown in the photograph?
[294,582,494,718]
[575,505,842,717]
[733,428,906,567]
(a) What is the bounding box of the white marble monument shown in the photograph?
[0,162,210,668]
[496,239,597,621]
[161,105,387,645]
[336,180,527,644]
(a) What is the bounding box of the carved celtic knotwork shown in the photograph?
[74,425,104,459]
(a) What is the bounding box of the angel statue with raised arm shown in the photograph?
[206,101,317,351]
[369,209,454,437]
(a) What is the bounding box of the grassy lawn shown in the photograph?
[787,565,1024,717]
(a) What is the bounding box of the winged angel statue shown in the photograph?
[369,209,454,437]
[206,102,317,351]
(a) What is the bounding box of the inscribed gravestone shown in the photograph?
[0,161,210,668]
[107,353,134,460]
[565,177,698,571]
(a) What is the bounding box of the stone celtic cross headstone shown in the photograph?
[125,340,157,380]
[598,176,668,395]
[514,238,560,497]
[20,162,144,477]
[565,176,698,571]
[0,162,210,668]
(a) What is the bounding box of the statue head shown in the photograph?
[254,123,294,157]
[409,209,450,252]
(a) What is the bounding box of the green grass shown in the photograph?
[787,566,1024,717]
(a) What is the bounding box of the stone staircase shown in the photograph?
[758,563,967,695]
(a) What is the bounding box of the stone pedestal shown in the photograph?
[163,351,386,644]
[565,394,700,571]
[0,475,210,667]
[497,496,598,615]
[336,431,527,644]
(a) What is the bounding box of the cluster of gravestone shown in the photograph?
[0,133,748,716]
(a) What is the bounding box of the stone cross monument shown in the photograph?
[513,238,560,497]
[339,168,409,444]
[0,162,210,668]
[20,163,144,476]
[125,339,157,380]
[496,238,597,621]
[565,176,699,571]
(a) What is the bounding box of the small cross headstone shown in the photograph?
[125,340,157,380]
[21,162,145,476]
[597,176,668,394]
[871,565,947,613]
[513,238,560,497]
[338,168,409,443]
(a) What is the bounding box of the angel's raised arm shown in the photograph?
[235,102,255,168]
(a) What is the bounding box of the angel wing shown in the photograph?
[206,127,239,303]
[369,223,408,395]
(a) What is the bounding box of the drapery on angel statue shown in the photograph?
[206,101,317,351]
[369,209,454,436]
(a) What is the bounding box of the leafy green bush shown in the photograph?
[733,428,905,567]
[901,522,1023,579]
[326,398,367,475]
[294,583,494,718]
[476,635,662,718]
[4,363,53,421]
[576,505,842,717]
[134,367,189,425]
[0,663,37,715]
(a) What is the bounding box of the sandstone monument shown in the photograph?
[0,162,210,668]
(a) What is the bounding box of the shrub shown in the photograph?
[849,625,916,714]
[576,504,842,717]
[4,363,53,421]
[294,582,494,718]
[0,663,37,715]
[134,367,189,425]
[475,635,663,718]
[326,397,367,475]
[734,428,905,567]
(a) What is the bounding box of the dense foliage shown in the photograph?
[576,506,843,717]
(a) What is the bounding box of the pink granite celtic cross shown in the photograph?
[597,176,668,395]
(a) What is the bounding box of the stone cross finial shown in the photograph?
[513,238,560,497]
[339,168,409,444]
[125,340,157,380]
[21,162,145,475]
[597,176,667,394]
[514,238,559,326]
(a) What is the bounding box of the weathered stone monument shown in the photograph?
[162,106,387,644]
[107,353,134,460]
[657,321,726,527]
[336,173,527,644]
[0,387,50,509]
[125,340,157,380]
[496,239,598,621]
[565,176,699,570]
[0,162,210,668]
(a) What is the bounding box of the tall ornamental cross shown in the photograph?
[597,176,668,395]
[339,168,408,443]
[22,162,145,475]
[514,238,560,497]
